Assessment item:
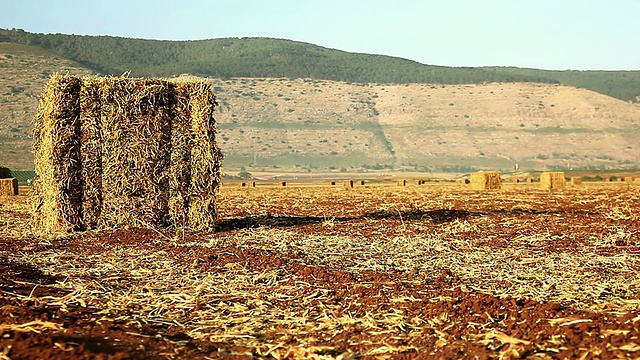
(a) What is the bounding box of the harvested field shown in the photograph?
[1,181,640,359]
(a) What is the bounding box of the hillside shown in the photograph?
[0,43,96,170]
[0,28,556,86]
[1,42,639,172]
[4,28,640,103]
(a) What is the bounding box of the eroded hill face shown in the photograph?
[210,78,640,172]
[1,44,639,172]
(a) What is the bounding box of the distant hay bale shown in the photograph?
[457,178,470,185]
[359,180,365,186]
[281,181,287,187]
[513,178,520,183]
[540,172,566,190]
[32,74,222,234]
[414,180,422,185]
[603,177,611,182]
[330,181,336,186]
[570,177,582,185]
[241,182,247,187]
[470,171,502,190]
[526,178,534,183]
[343,180,354,188]
[0,178,18,196]
[250,181,256,187]
[397,179,407,187]
[624,177,633,183]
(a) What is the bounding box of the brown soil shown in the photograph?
[1,182,640,359]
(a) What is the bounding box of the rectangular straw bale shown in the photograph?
[168,83,193,228]
[0,178,18,196]
[33,75,222,234]
[470,171,502,190]
[184,80,222,231]
[99,78,172,228]
[570,177,582,185]
[540,172,566,190]
[79,78,104,229]
[32,74,83,232]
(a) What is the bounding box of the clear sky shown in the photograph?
[2,0,639,70]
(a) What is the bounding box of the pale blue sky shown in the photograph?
[2,0,639,70]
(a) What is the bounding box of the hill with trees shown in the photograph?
[1,30,639,173]
[3,28,640,102]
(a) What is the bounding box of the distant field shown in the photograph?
[1,181,640,358]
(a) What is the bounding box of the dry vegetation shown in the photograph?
[1,180,640,359]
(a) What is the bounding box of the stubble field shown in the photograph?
[1,181,640,359]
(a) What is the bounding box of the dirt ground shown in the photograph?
[1,181,640,359]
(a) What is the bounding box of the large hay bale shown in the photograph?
[540,172,566,190]
[33,74,222,234]
[185,81,222,231]
[470,171,502,190]
[0,178,18,196]
[570,177,582,185]
[32,75,84,232]
[98,78,173,228]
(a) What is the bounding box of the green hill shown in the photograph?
[0,29,556,83]
[3,28,640,102]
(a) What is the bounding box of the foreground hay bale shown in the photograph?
[0,178,18,196]
[570,177,582,186]
[540,172,566,190]
[470,171,502,190]
[33,74,222,234]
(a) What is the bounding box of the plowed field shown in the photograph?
[1,181,640,359]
